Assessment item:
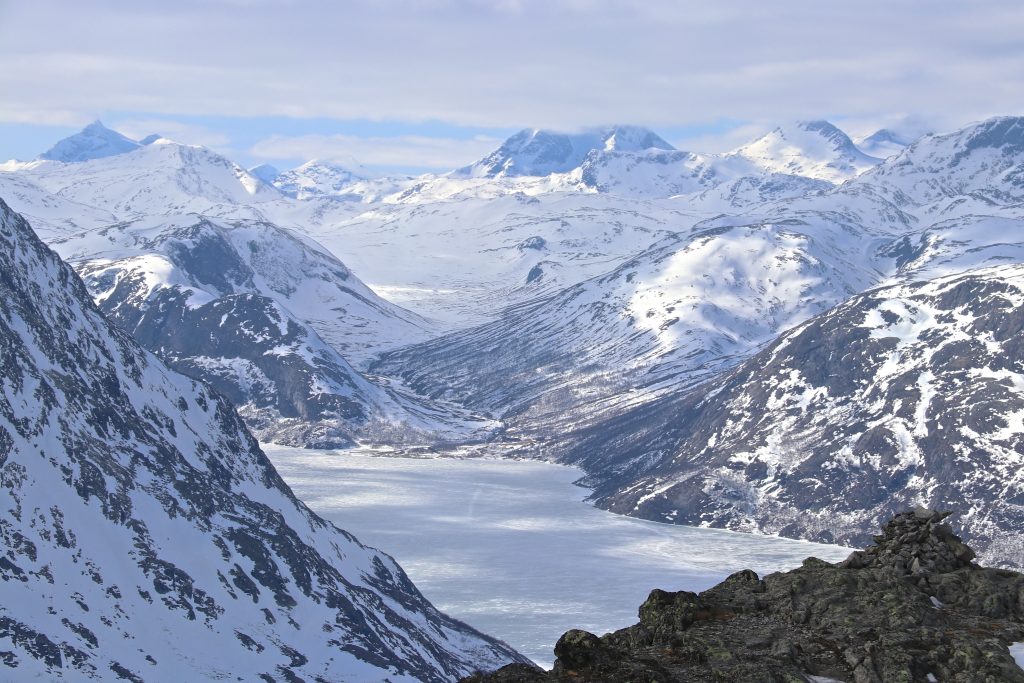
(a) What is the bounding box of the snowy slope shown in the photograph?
[856,128,917,159]
[38,120,141,162]
[16,138,282,219]
[853,116,1024,207]
[273,159,371,200]
[373,210,895,426]
[0,172,117,239]
[300,191,697,326]
[457,126,674,178]
[565,265,1024,568]
[577,147,833,203]
[0,198,525,681]
[249,163,281,184]
[54,215,437,364]
[728,120,883,183]
[51,216,489,447]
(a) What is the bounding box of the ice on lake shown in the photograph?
[264,445,852,667]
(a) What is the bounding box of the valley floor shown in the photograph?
[264,444,852,666]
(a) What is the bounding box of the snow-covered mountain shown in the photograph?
[300,191,694,325]
[14,136,281,218]
[7,115,1024,568]
[0,198,525,681]
[856,128,917,158]
[55,215,436,365]
[373,210,895,426]
[457,126,675,178]
[853,115,1024,207]
[38,120,142,162]
[273,159,371,200]
[52,215,489,447]
[728,120,883,183]
[372,117,1024,568]
[443,121,871,206]
[562,265,1024,568]
[576,146,834,203]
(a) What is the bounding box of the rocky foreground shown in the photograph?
[463,510,1024,682]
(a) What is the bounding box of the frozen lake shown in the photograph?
[264,445,851,666]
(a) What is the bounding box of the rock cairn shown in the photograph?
[840,508,976,574]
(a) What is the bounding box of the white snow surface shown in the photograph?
[265,444,851,667]
[729,120,882,183]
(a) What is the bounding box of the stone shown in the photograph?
[463,510,1024,683]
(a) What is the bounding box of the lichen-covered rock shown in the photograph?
[463,510,1024,683]
[840,508,976,574]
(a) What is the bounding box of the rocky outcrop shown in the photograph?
[463,510,1024,683]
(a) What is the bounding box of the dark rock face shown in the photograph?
[463,511,1024,683]
[0,199,525,681]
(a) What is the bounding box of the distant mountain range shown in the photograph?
[2,114,1023,568]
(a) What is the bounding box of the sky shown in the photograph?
[0,0,1021,172]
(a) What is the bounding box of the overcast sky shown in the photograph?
[1,0,1021,171]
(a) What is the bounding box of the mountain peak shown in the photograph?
[458,125,674,178]
[248,162,281,184]
[273,159,370,199]
[795,119,853,142]
[599,125,675,153]
[856,128,921,158]
[861,128,915,147]
[39,120,142,162]
[731,119,881,183]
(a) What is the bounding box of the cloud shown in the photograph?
[0,0,1022,134]
[672,123,773,154]
[249,133,502,170]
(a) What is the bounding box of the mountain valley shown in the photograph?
[2,116,1024,683]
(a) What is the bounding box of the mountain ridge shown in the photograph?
[0,197,525,680]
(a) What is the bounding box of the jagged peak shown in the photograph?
[38,120,142,163]
[744,119,866,156]
[459,125,674,178]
